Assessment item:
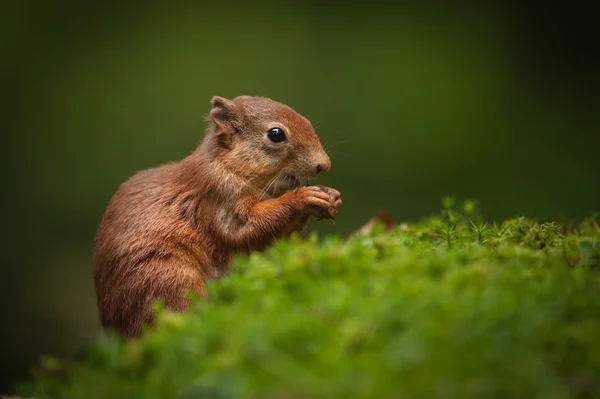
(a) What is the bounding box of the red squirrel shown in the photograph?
[93,96,342,337]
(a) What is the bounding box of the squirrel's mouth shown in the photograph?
[267,175,301,198]
[283,175,301,190]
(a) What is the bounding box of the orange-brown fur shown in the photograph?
[93,95,342,337]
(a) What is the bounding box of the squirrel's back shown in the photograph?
[93,161,214,336]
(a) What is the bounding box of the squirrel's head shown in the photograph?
[206,95,331,196]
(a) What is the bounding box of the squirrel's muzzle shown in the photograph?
[314,151,331,175]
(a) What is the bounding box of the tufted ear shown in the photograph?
[209,96,239,148]
[210,96,236,125]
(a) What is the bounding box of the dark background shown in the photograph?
[1,1,598,393]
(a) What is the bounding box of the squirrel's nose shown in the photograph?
[315,153,331,174]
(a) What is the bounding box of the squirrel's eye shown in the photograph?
[267,127,287,143]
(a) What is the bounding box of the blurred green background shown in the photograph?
[1,1,598,393]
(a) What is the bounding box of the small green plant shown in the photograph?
[470,219,488,243]
[21,200,600,399]
[435,217,459,248]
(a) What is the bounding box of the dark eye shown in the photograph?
[267,127,287,143]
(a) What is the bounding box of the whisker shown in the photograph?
[326,139,353,148]
[327,151,352,158]
[266,172,284,197]
[259,170,284,199]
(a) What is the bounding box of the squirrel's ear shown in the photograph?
[210,96,237,126]
[209,96,239,149]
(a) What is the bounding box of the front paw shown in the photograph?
[317,186,342,208]
[315,185,342,221]
[292,186,338,220]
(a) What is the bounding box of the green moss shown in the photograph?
[24,202,600,399]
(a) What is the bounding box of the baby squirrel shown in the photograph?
[93,95,342,337]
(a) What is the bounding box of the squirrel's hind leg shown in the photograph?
[100,256,206,338]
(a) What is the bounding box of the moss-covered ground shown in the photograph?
[24,201,600,398]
